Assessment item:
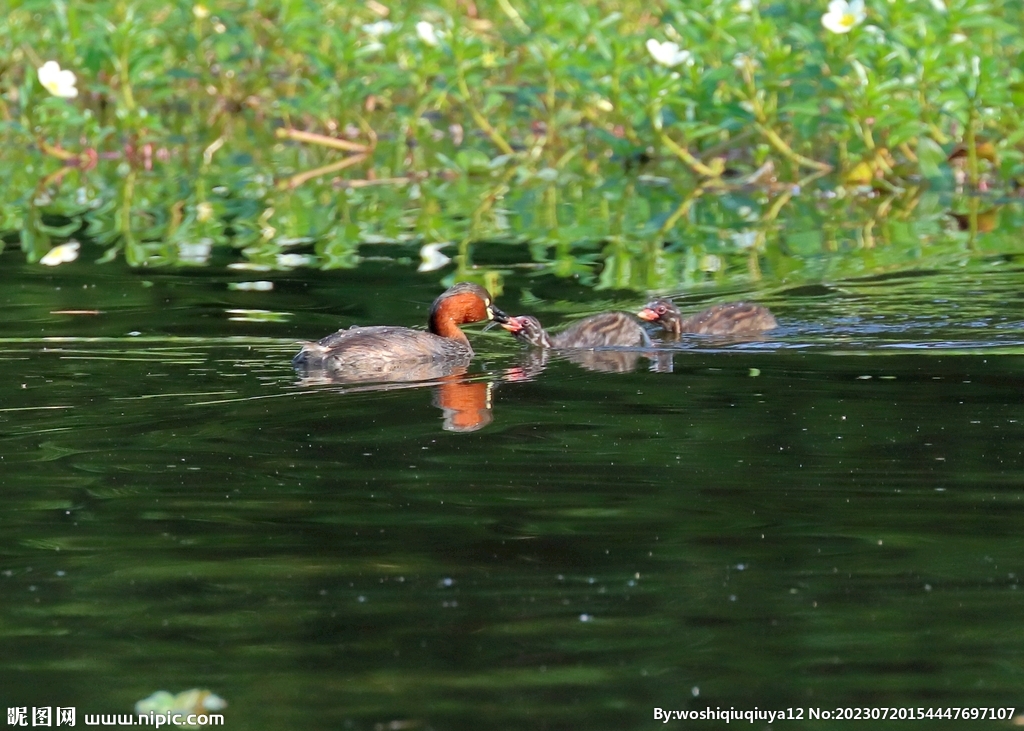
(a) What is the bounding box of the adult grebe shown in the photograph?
[293,283,507,381]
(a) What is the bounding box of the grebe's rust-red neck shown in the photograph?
[428,283,495,342]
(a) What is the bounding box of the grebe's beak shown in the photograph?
[488,305,510,324]
[637,308,658,322]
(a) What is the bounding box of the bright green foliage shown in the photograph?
[2,0,1023,289]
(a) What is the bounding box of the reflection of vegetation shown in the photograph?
[4,0,1024,289]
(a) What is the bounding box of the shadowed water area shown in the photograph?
[3,242,1024,729]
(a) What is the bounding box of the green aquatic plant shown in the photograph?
[1,0,1023,289]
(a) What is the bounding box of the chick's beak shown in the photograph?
[637,308,657,322]
[499,318,522,333]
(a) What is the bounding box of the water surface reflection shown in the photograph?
[5,265,1024,728]
[295,368,498,433]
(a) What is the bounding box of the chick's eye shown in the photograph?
[656,305,668,315]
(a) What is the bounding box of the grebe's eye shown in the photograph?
[656,304,668,315]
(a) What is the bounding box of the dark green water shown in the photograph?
[3,253,1024,730]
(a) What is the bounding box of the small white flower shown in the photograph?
[178,239,212,265]
[732,53,759,70]
[416,21,439,47]
[228,282,274,292]
[40,241,80,266]
[196,201,214,222]
[928,0,946,11]
[646,39,693,68]
[192,4,210,19]
[699,254,722,273]
[276,253,311,268]
[362,20,395,38]
[821,0,866,34]
[417,243,451,272]
[731,230,759,249]
[37,61,78,98]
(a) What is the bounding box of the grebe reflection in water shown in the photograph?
[295,368,497,433]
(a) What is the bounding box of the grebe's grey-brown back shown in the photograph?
[293,283,506,382]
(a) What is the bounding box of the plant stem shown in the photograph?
[966,106,979,188]
[755,123,832,173]
[455,66,514,156]
[739,57,831,173]
[658,185,705,238]
[275,128,370,154]
[279,153,369,189]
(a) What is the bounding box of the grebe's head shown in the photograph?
[637,298,682,333]
[429,283,507,333]
[500,315,551,348]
